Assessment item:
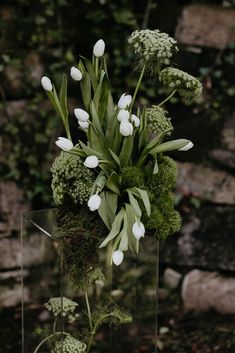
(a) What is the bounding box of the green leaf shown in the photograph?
[149,139,190,154]
[119,213,128,251]
[80,55,98,91]
[127,191,142,218]
[79,141,103,159]
[99,208,124,248]
[94,70,105,113]
[108,148,121,167]
[125,204,139,253]
[90,101,103,136]
[98,191,118,230]
[80,72,91,111]
[128,187,151,217]
[119,136,134,167]
[59,74,68,119]
[106,172,121,195]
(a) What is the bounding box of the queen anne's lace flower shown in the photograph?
[159,67,202,98]
[146,105,173,136]
[54,336,86,353]
[128,29,178,74]
[51,151,94,205]
[45,297,78,318]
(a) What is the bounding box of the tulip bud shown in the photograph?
[112,250,124,266]
[55,137,74,151]
[132,221,145,240]
[78,120,89,129]
[84,155,99,168]
[70,66,83,81]
[88,194,101,211]
[74,108,89,122]
[119,120,133,137]
[118,93,132,109]
[117,109,129,122]
[131,114,140,127]
[41,76,53,92]
[178,141,194,151]
[93,39,105,57]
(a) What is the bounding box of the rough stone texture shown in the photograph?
[164,268,182,289]
[160,206,235,272]
[0,234,55,270]
[0,182,30,237]
[0,269,28,281]
[0,284,29,308]
[176,162,235,205]
[182,270,235,314]
[175,5,235,49]
[210,112,235,170]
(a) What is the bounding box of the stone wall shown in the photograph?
[1,2,235,315]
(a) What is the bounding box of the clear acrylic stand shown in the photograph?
[21,209,159,353]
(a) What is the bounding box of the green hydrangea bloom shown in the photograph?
[54,336,86,353]
[146,105,173,136]
[128,29,178,74]
[51,152,95,205]
[159,67,202,98]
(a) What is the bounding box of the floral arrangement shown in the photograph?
[41,29,201,267]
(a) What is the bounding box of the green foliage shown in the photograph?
[51,151,95,205]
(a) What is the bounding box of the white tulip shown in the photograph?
[112,250,124,266]
[118,93,132,109]
[117,109,129,122]
[178,141,194,151]
[93,39,105,57]
[88,194,101,211]
[84,155,99,168]
[131,114,140,127]
[74,108,89,122]
[119,120,133,137]
[55,137,74,151]
[70,66,82,81]
[132,222,145,240]
[41,76,53,92]
[78,120,89,129]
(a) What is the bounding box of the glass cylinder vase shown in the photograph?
[21,208,159,353]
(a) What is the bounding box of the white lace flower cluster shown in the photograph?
[54,336,87,353]
[159,67,202,98]
[128,29,178,73]
[45,297,78,322]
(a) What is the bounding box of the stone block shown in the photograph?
[0,182,30,237]
[176,162,235,205]
[164,268,182,289]
[182,270,235,314]
[176,5,235,49]
[160,206,235,272]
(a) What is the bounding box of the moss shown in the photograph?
[51,151,95,206]
[53,206,107,289]
[121,166,145,189]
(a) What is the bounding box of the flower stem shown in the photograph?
[33,332,69,353]
[158,90,176,107]
[85,289,94,353]
[130,64,146,113]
